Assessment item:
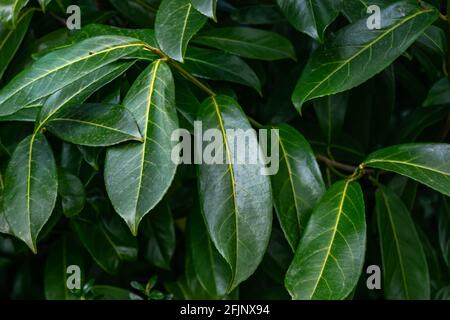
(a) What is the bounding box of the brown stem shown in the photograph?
[317,155,374,175]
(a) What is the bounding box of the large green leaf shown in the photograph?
[142,202,176,270]
[342,0,392,22]
[0,36,146,117]
[364,144,450,197]
[46,103,143,147]
[36,61,133,128]
[184,47,261,94]
[105,60,179,235]
[0,0,28,27]
[285,180,366,300]
[155,0,207,62]
[0,9,33,79]
[276,0,341,42]
[271,124,325,251]
[292,1,437,111]
[197,95,272,292]
[191,0,217,21]
[375,185,430,299]
[3,133,57,253]
[186,206,231,299]
[44,236,84,300]
[193,27,295,60]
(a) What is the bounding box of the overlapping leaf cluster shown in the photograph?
[0,0,449,300]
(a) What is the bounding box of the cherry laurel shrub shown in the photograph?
[0,0,449,300]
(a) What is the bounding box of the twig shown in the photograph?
[317,155,362,173]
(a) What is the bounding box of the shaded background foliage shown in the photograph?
[0,0,449,300]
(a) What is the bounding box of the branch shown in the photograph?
[317,155,374,176]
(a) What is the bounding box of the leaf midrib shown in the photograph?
[365,159,450,177]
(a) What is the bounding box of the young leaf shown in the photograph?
[105,60,179,235]
[155,0,207,62]
[0,9,33,79]
[285,180,366,300]
[375,185,430,299]
[193,27,296,60]
[44,236,84,300]
[46,103,143,147]
[184,47,261,94]
[142,202,176,270]
[191,0,217,21]
[3,133,57,253]
[186,207,231,299]
[271,124,325,251]
[197,95,272,292]
[364,144,450,197]
[292,1,437,111]
[276,0,342,42]
[0,36,145,117]
[0,0,29,28]
[58,169,85,218]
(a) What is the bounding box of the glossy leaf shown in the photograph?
[423,78,450,107]
[197,95,272,292]
[58,169,85,218]
[192,0,217,21]
[0,36,145,117]
[46,103,143,147]
[314,92,348,144]
[416,25,447,57]
[142,202,176,270]
[0,0,28,28]
[193,27,295,60]
[271,124,325,251]
[276,0,342,42]
[0,9,33,79]
[375,185,430,299]
[155,0,207,62]
[3,133,57,253]
[105,60,179,235]
[292,1,438,111]
[184,47,261,94]
[364,144,450,197]
[44,236,84,300]
[285,180,366,300]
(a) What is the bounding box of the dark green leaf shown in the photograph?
[375,185,430,299]
[58,169,85,218]
[38,0,51,11]
[416,25,447,57]
[191,0,217,21]
[0,104,40,122]
[314,92,348,144]
[89,286,132,300]
[292,1,438,111]
[155,0,207,62]
[109,0,158,28]
[193,27,295,61]
[230,5,285,25]
[46,103,143,147]
[197,95,272,291]
[438,197,450,269]
[271,124,325,251]
[0,0,28,28]
[285,180,366,300]
[423,78,450,107]
[105,60,179,235]
[3,133,57,252]
[364,144,450,197]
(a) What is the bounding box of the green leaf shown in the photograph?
[435,286,450,300]
[230,5,285,25]
[271,124,325,251]
[3,133,57,253]
[285,180,366,300]
[342,0,392,23]
[364,144,450,197]
[438,197,450,269]
[0,0,29,28]
[109,0,158,28]
[142,202,176,270]
[416,25,447,58]
[193,27,295,61]
[44,236,84,300]
[105,60,179,235]
[197,95,272,292]
[72,209,138,274]
[38,0,51,11]
[0,36,146,117]
[314,92,348,144]
[186,206,231,299]
[375,185,430,299]
[0,105,40,122]
[276,0,342,42]
[191,0,217,21]
[292,1,437,111]
[0,9,33,79]
[89,285,132,300]
[46,103,143,147]
[0,171,11,235]
[423,78,450,107]
[77,146,101,171]
[184,47,261,94]
[58,169,85,218]
[155,0,207,62]
[37,61,134,128]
